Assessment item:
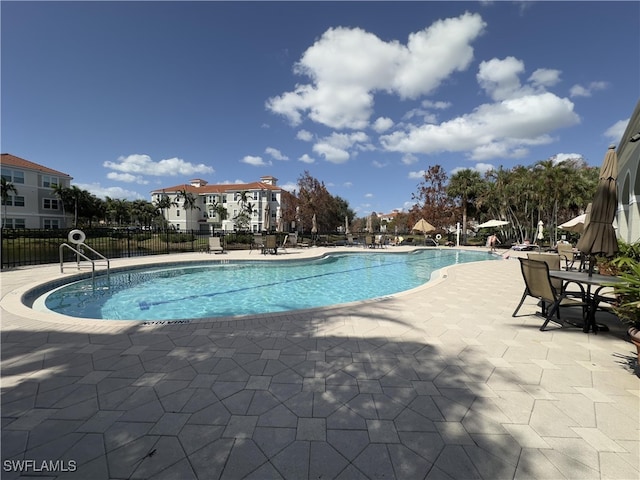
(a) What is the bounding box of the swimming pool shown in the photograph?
[33,250,496,321]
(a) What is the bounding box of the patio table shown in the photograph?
[549,270,624,333]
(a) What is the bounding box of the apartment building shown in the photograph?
[1,154,73,229]
[150,176,291,232]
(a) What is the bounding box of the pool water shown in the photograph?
[37,250,495,321]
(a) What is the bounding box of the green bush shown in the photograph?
[166,233,195,243]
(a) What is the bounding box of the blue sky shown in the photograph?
[2,1,638,216]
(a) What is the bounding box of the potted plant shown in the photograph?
[610,250,640,362]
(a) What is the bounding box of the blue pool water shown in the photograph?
[37,250,496,321]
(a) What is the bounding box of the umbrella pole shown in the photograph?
[588,255,595,277]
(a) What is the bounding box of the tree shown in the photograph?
[447,169,483,244]
[1,177,18,227]
[176,187,201,229]
[410,165,457,231]
[154,192,176,229]
[296,171,344,232]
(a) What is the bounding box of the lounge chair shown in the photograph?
[513,258,587,331]
[208,236,224,254]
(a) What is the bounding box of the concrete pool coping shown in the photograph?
[2,245,639,479]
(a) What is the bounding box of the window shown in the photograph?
[176,210,180,216]
[2,195,25,207]
[43,219,60,229]
[42,175,60,188]
[43,198,59,210]
[272,193,276,201]
[1,168,25,184]
[253,191,258,200]
[2,218,26,228]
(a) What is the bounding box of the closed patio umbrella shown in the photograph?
[576,146,619,275]
[345,216,350,235]
[366,213,373,233]
[311,214,317,234]
[263,203,271,232]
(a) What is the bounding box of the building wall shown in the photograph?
[1,155,72,229]
[616,100,640,244]
[152,183,284,233]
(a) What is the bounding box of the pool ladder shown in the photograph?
[60,242,110,287]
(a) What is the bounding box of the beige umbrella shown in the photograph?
[276,207,284,232]
[477,219,509,228]
[558,213,587,233]
[263,203,271,232]
[345,216,350,235]
[311,213,317,234]
[366,213,373,233]
[577,146,619,274]
[411,218,436,233]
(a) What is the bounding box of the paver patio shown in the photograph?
[1,246,638,479]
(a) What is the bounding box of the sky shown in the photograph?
[2,1,639,217]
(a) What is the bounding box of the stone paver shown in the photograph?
[1,246,638,479]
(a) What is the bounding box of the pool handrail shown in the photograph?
[60,242,110,286]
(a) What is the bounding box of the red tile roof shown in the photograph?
[151,181,282,194]
[1,153,72,178]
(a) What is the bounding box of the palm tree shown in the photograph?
[51,184,70,228]
[1,177,18,227]
[176,188,200,229]
[154,191,175,230]
[447,169,482,244]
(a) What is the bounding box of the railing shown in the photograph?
[59,242,110,287]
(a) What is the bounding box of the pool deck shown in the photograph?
[1,246,638,479]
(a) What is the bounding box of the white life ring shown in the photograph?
[68,229,86,244]
[435,234,442,240]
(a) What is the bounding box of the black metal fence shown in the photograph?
[0,228,258,269]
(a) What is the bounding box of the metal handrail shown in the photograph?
[60,242,110,286]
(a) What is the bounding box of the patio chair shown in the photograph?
[346,234,355,247]
[513,258,587,331]
[251,234,264,254]
[263,234,277,254]
[557,243,578,270]
[280,234,289,253]
[207,236,224,254]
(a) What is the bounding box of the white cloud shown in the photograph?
[298,154,315,164]
[604,118,629,144]
[343,181,353,187]
[106,172,149,184]
[569,81,608,98]
[477,56,534,101]
[74,182,145,201]
[450,163,495,175]
[313,143,350,164]
[553,153,584,164]
[401,153,419,165]
[279,182,298,192]
[266,13,486,129]
[312,131,370,164]
[528,68,561,88]
[372,160,387,168]
[365,193,374,198]
[265,147,289,161]
[296,129,314,141]
[408,170,425,179]
[104,154,214,176]
[381,92,579,160]
[372,117,394,133]
[241,155,272,167]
